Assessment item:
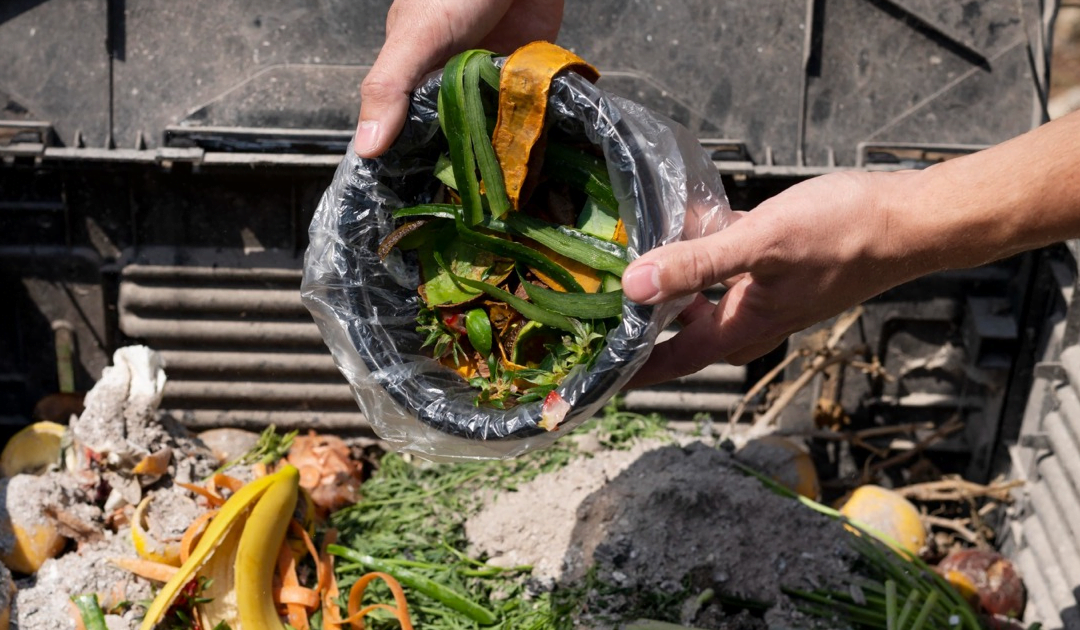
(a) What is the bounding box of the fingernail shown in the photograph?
[355,120,380,156]
[622,263,660,304]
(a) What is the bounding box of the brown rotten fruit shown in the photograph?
[937,549,1026,619]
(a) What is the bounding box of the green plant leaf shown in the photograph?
[519,271,624,318]
[544,142,619,213]
[577,196,621,240]
[463,53,511,219]
[456,219,584,292]
[434,154,457,190]
[435,252,576,333]
[419,240,499,307]
[439,51,486,226]
[503,213,627,275]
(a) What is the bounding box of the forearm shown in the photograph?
[893,110,1080,274]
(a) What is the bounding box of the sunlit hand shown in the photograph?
[355,0,564,157]
[623,171,930,387]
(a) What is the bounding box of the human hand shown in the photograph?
[355,0,565,158]
[622,170,931,388]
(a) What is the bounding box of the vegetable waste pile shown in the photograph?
[0,341,860,630]
[0,343,1033,630]
[377,41,628,417]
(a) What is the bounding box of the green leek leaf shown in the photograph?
[503,213,628,275]
[394,204,458,221]
[463,53,511,219]
[519,270,624,318]
[393,204,591,292]
[456,221,583,292]
[435,252,576,333]
[434,154,457,190]
[439,51,485,226]
[576,196,621,240]
[544,142,619,213]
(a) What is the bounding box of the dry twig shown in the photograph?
[781,422,937,459]
[863,417,965,481]
[921,514,982,546]
[896,476,1023,504]
[726,307,870,439]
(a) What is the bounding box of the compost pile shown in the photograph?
[465,439,856,629]
[0,344,864,630]
[1,341,1035,630]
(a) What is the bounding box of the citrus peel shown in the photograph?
[0,421,65,477]
[839,485,926,556]
[131,494,183,566]
[0,476,66,575]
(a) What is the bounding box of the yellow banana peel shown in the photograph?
[236,465,299,630]
[139,464,300,630]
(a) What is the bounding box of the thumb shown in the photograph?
[355,28,448,157]
[622,216,763,305]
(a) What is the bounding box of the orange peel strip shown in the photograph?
[211,473,245,493]
[290,520,323,593]
[344,572,413,630]
[492,41,599,211]
[109,556,179,583]
[340,603,405,627]
[275,585,320,608]
[175,481,225,507]
[276,543,311,630]
[320,530,344,630]
[178,509,217,564]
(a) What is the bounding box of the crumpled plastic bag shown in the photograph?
[302,65,731,460]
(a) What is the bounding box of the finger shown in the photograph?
[627,278,790,387]
[719,273,747,289]
[355,34,444,157]
[624,334,715,389]
[684,205,745,241]
[723,335,788,366]
[625,294,715,388]
[355,1,466,157]
[675,293,714,327]
[478,0,564,54]
[622,212,771,305]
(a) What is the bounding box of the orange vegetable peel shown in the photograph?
[492,41,598,212]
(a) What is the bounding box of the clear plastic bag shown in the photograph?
[301,66,731,460]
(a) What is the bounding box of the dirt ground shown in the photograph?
[467,439,856,629]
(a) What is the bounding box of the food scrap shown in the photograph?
[382,42,627,410]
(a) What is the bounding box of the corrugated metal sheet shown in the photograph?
[118,262,368,430]
[1005,250,1080,629]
